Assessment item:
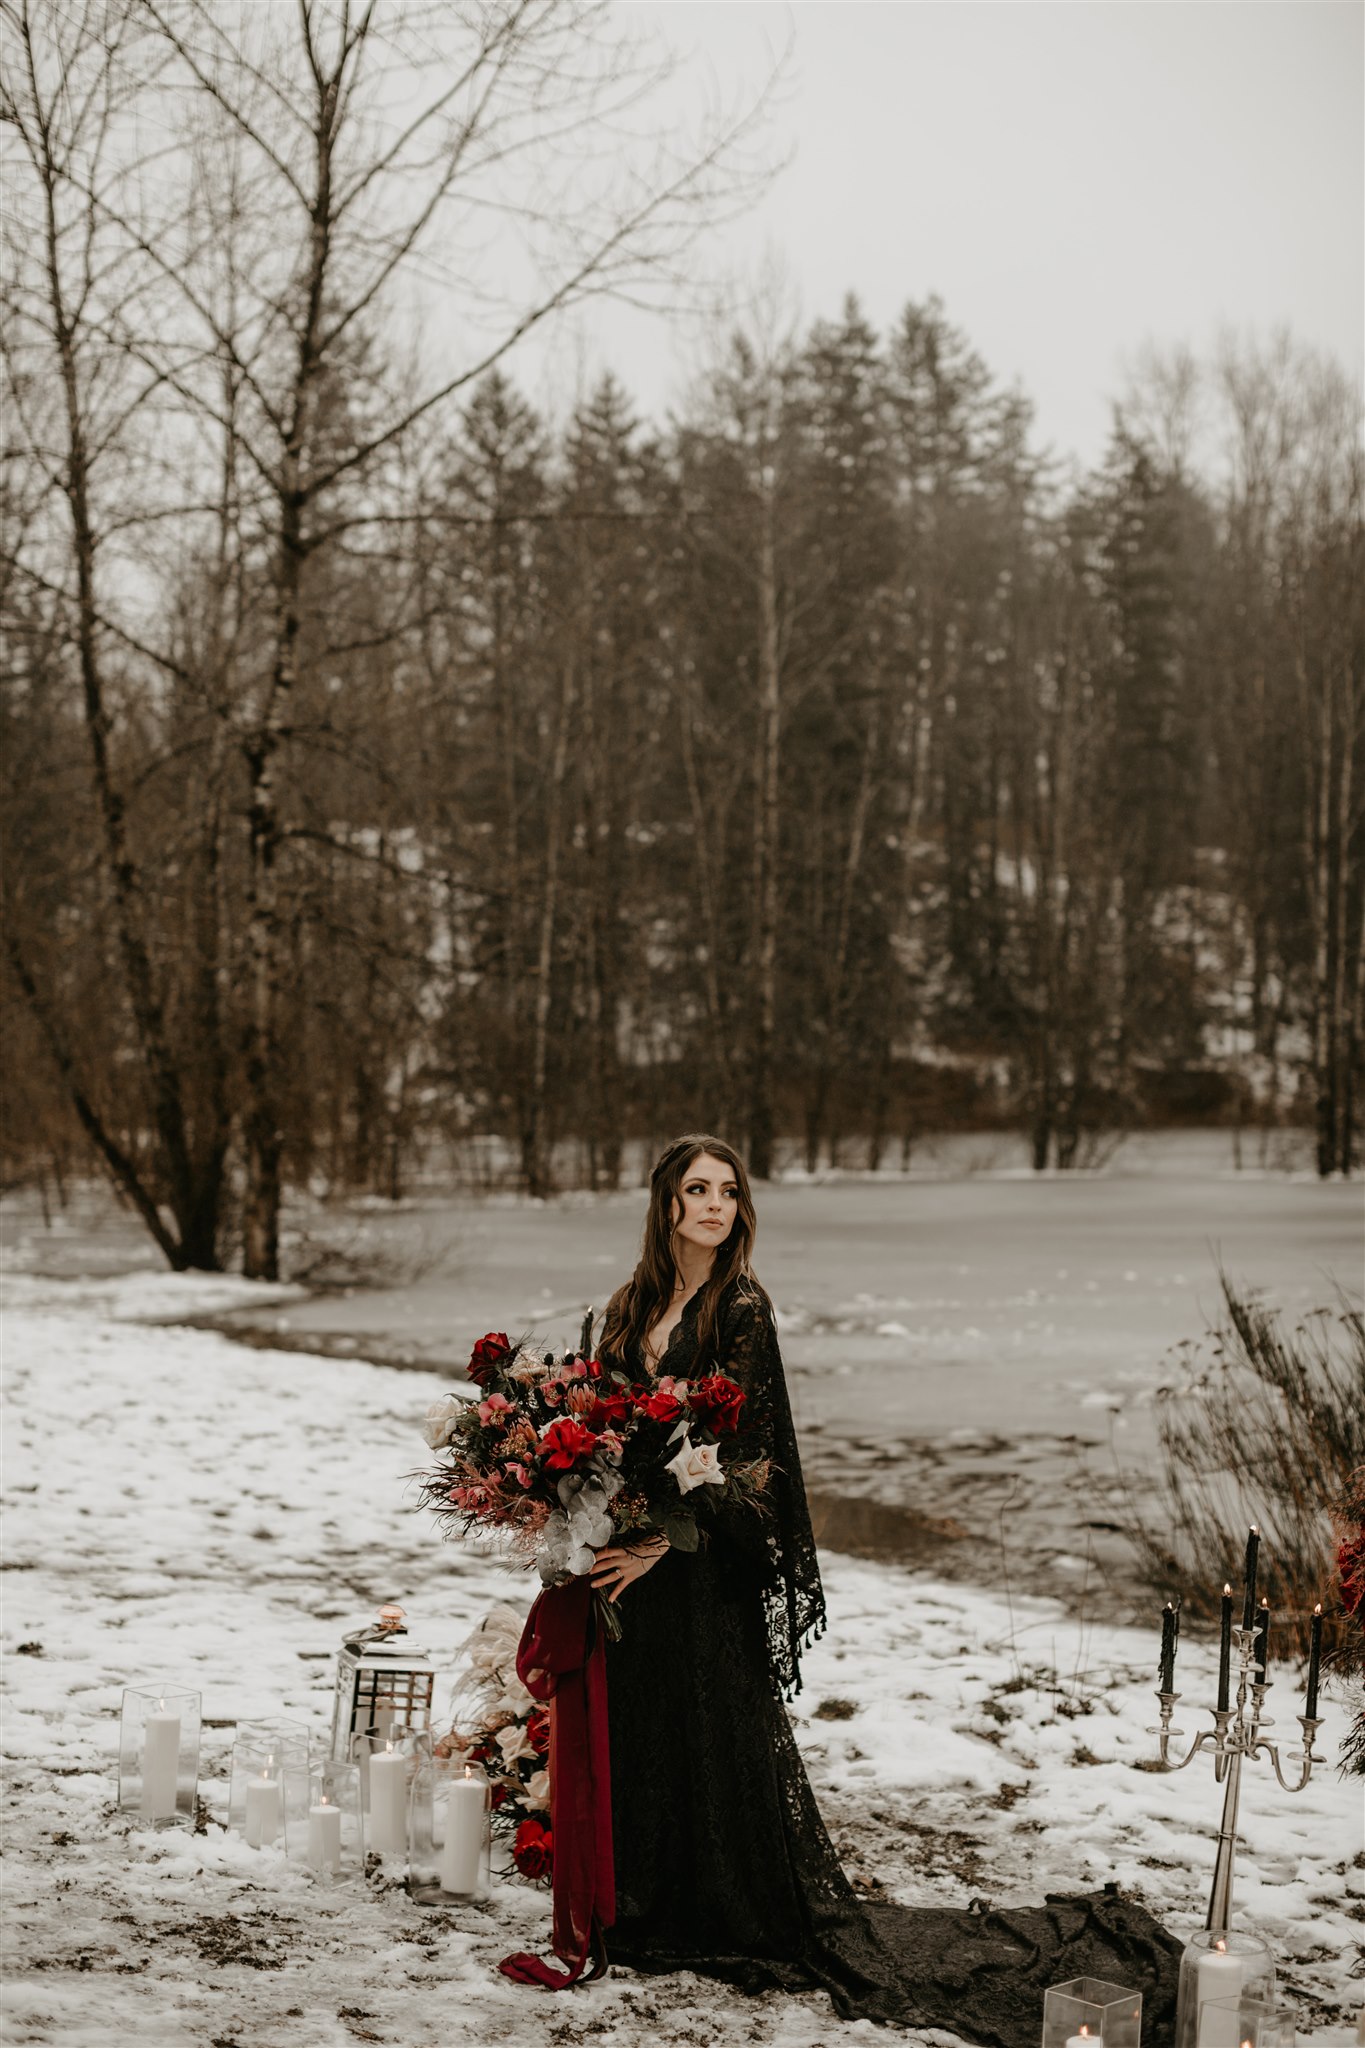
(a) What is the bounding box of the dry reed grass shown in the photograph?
[1127,1271,1363,1663]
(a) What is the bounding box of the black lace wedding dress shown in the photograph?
[600,1275,1180,2046]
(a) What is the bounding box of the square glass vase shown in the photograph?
[407,1754,492,1905]
[1200,1998,1296,2048]
[1175,1931,1275,2048]
[304,1760,364,1884]
[1042,1977,1142,2048]
[351,1729,431,1867]
[118,1685,201,1829]
[228,1717,311,1855]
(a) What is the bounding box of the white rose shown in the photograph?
[665,1435,724,1495]
[421,1395,464,1449]
[496,1722,536,1765]
[525,1769,551,1811]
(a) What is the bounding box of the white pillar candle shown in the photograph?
[307,1798,342,1875]
[1065,2033,1102,2048]
[139,1705,181,1822]
[244,1773,282,1849]
[439,1772,486,1895]
[1197,1940,1246,2048]
[368,1746,408,1856]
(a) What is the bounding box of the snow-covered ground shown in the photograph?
[2,1270,1359,2047]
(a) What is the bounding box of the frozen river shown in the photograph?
[5,1133,1359,1608]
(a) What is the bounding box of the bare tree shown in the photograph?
[4,0,778,1270]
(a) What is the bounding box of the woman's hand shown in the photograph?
[590,1534,668,1604]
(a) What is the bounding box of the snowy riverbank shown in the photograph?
[1,1271,1358,2046]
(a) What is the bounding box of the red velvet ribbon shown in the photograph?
[498,1576,614,1988]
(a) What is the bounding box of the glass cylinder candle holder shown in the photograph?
[228,1718,310,1852]
[407,1754,492,1905]
[305,1760,364,1885]
[1042,1976,1143,2048]
[351,1728,431,1866]
[1175,1931,1276,2048]
[1201,1999,1296,2048]
[118,1684,201,1829]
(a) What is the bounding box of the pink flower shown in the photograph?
[478,1393,514,1426]
[504,1461,534,1489]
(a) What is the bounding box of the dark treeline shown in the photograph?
[3,3,1362,1275]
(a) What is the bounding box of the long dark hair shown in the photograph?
[600,1133,763,1373]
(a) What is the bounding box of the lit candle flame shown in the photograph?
[1214,1937,1227,1954]
[463,1763,473,1780]
[1222,1583,1231,1595]
[1313,1601,1322,1615]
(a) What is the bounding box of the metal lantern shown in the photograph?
[329,1603,435,1761]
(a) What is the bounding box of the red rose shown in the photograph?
[527,1707,550,1756]
[538,1417,598,1470]
[489,1782,508,1809]
[513,1816,553,1880]
[585,1390,630,1430]
[633,1386,684,1425]
[468,1332,513,1387]
[1339,1529,1365,1617]
[689,1373,746,1435]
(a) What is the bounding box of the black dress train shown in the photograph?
[601,1275,1180,2047]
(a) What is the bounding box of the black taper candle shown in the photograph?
[1159,1602,1175,1691]
[1216,1583,1233,1712]
[1305,1602,1323,1719]
[1254,1597,1271,1684]
[1241,1526,1260,1630]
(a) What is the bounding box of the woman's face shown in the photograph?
[671,1151,739,1258]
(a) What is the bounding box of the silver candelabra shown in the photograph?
[1149,1550,1325,1932]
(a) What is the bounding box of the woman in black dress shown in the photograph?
[585,1133,1180,2046]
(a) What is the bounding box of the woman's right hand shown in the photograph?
[590,1533,668,1603]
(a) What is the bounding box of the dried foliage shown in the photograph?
[1129,1273,1363,1663]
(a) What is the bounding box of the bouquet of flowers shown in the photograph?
[415,1328,771,1631]
[434,1603,555,1881]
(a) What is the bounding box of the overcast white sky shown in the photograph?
[519,1,1363,472]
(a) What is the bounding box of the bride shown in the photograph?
[571,1132,1180,2043]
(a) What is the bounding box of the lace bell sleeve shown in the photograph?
[696,1285,787,1588]
[705,1281,828,1699]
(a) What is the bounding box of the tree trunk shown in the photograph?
[679,673,737,1123]
[525,656,577,1197]
[242,63,338,1276]
[35,109,209,1266]
[1306,659,1335,1178]
[749,491,781,1179]
[1330,659,1355,1175]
